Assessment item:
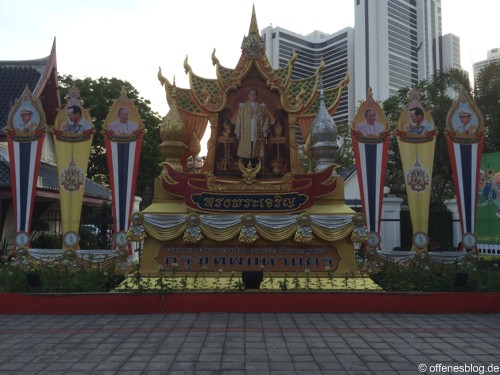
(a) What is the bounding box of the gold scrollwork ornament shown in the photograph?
[238,214,259,244]
[127,211,147,242]
[183,213,203,243]
[351,213,370,243]
[294,213,314,243]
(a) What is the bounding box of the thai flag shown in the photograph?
[7,133,45,242]
[352,137,390,236]
[105,137,143,251]
[447,136,484,237]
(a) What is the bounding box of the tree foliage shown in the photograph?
[474,62,500,152]
[333,119,354,169]
[58,75,163,199]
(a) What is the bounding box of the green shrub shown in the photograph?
[0,261,124,293]
[0,263,27,292]
[372,257,500,292]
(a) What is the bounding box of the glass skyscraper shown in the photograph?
[354,0,443,103]
[261,26,354,126]
[262,0,454,123]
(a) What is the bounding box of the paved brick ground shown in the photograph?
[0,313,498,374]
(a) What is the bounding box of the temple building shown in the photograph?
[135,8,364,277]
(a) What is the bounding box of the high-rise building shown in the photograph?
[473,48,500,81]
[439,33,461,70]
[262,0,454,122]
[354,0,443,104]
[439,33,461,98]
[261,26,355,125]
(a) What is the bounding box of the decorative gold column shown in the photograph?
[159,86,188,172]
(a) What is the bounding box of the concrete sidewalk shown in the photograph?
[0,313,498,374]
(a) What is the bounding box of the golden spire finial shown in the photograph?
[117,85,130,106]
[159,75,187,171]
[242,5,265,59]
[248,4,259,36]
[171,77,178,106]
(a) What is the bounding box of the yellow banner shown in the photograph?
[398,140,436,247]
[53,88,94,249]
[396,89,436,251]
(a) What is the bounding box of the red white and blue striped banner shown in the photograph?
[7,133,45,238]
[352,136,390,235]
[351,90,390,245]
[104,135,143,250]
[446,90,485,250]
[446,137,484,238]
[104,88,144,251]
[6,87,46,249]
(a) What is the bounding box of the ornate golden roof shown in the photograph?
[158,6,348,119]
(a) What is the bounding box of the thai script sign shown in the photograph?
[155,245,340,272]
[190,193,308,212]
